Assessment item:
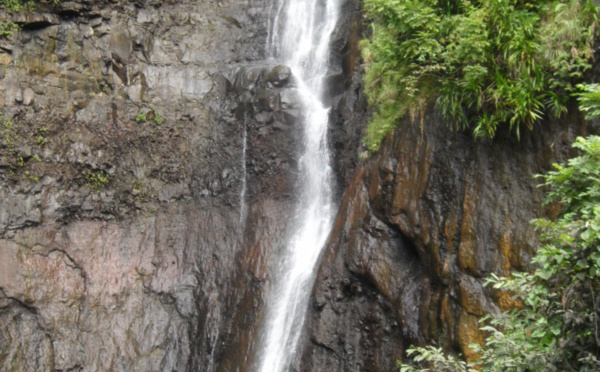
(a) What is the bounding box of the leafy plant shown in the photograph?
[152,108,164,125]
[24,170,38,182]
[0,0,60,38]
[135,111,147,123]
[86,170,109,191]
[0,110,17,154]
[576,83,600,120]
[0,21,18,37]
[135,108,164,125]
[398,346,469,371]
[361,0,599,150]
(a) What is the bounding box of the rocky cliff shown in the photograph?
[1,0,586,371]
[0,0,366,370]
[0,0,284,370]
[300,99,587,369]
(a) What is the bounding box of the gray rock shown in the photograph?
[0,0,363,371]
[22,87,34,106]
[80,24,94,38]
[110,28,132,65]
[13,88,23,103]
[265,65,292,87]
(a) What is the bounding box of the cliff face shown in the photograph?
[0,0,364,370]
[0,0,280,370]
[300,100,587,369]
[1,0,586,371]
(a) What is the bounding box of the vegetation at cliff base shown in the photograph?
[361,0,599,150]
[399,135,600,371]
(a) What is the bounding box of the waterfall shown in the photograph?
[240,114,248,227]
[256,0,339,370]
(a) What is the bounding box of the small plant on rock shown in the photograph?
[135,111,147,123]
[135,108,165,126]
[86,170,109,191]
[152,108,164,125]
[0,111,17,154]
[24,170,38,182]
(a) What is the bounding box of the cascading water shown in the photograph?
[240,114,248,226]
[257,0,340,370]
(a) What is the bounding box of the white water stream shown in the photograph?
[257,0,340,370]
[240,114,248,227]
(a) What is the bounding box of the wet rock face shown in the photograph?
[326,0,367,198]
[0,0,288,370]
[302,106,586,367]
[0,0,364,370]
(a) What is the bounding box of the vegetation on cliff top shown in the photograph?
[400,134,600,370]
[361,0,599,150]
[0,0,60,37]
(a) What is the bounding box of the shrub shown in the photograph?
[135,108,164,125]
[361,0,599,150]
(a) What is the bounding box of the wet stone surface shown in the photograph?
[300,103,586,369]
[0,0,363,371]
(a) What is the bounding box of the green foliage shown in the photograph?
[0,21,19,37]
[362,0,599,150]
[0,110,17,154]
[152,108,164,125]
[0,0,59,11]
[24,170,38,182]
[86,170,109,191]
[0,0,60,38]
[135,108,165,125]
[576,83,600,120]
[478,136,600,371]
[398,346,469,371]
[0,0,35,12]
[473,273,565,371]
[135,111,147,123]
[402,136,600,371]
